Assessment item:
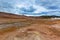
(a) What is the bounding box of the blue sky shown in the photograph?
[0,0,60,16]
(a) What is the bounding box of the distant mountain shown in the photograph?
[26,15,60,19]
[0,12,60,19]
[0,12,27,19]
[39,15,60,19]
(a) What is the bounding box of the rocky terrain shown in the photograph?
[0,12,60,40]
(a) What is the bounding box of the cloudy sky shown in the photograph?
[0,0,60,16]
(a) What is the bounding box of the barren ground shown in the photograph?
[0,12,60,40]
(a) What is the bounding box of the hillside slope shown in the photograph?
[0,12,60,40]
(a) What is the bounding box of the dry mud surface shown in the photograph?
[0,18,60,40]
[0,12,60,40]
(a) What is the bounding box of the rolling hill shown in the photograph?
[0,12,60,40]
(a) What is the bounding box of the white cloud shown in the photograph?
[33,5,48,13]
[0,0,60,16]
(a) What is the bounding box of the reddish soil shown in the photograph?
[0,12,60,40]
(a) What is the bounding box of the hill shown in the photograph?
[0,12,60,40]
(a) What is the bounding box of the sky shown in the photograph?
[0,0,60,16]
